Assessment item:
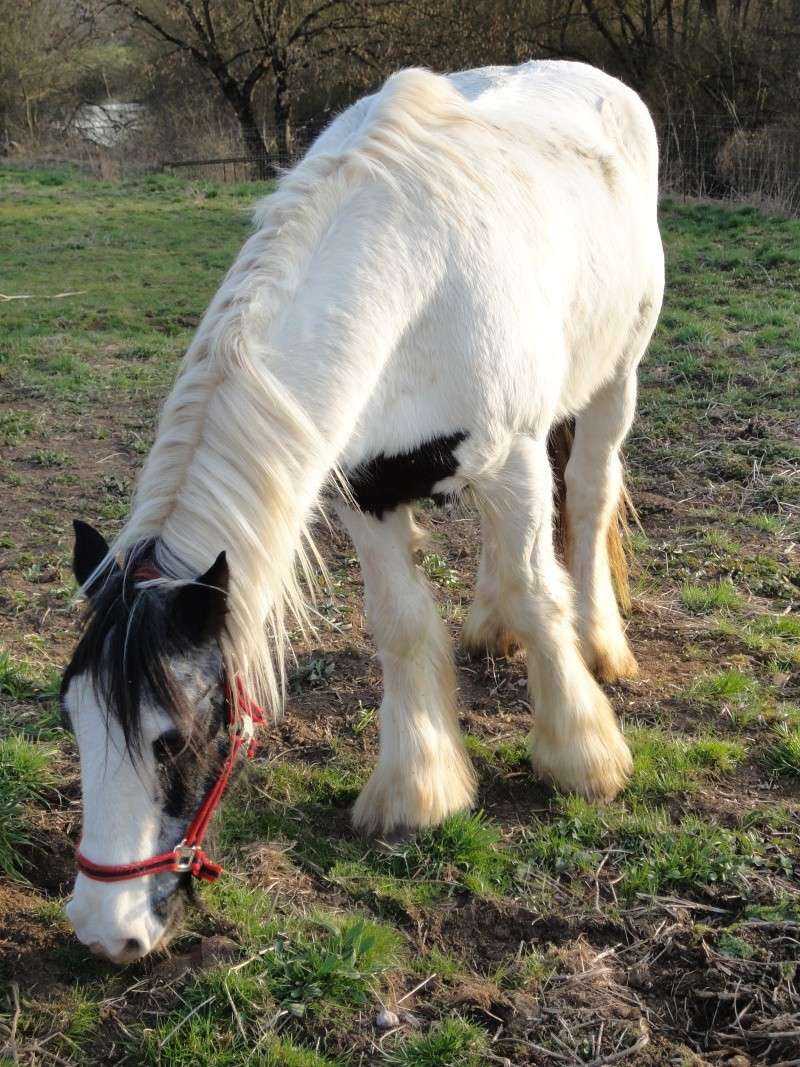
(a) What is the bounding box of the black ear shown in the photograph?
[171,551,229,645]
[73,520,114,594]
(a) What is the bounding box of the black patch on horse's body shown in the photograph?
[344,431,468,518]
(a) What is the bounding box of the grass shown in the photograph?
[384,1016,488,1067]
[265,917,399,1013]
[420,553,460,588]
[764,725,800,779]
[145,1021,346,1067]
[0,409,35,445]
[680,578,741,613]
[716,614,800,670]
[684,669,768,722]
[0,649,64,739]
[1,168,799,1066]
[517,796,754,900]
[371,811,509,897]
[141,912,399,1064]
[0,735,54,877]
[618,811,753,898]
[627,726,746,799]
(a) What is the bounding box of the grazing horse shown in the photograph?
[62,61,664,962]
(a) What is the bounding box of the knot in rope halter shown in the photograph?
[74,565,266,885]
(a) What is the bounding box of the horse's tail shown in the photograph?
[548,419,632,616]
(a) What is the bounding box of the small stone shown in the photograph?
[375,1008,400,1030]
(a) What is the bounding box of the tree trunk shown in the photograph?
[273,64,292,168]
[223,84,271,180]
[240,116,271,180]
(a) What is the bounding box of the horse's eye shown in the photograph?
[153,730,185,763]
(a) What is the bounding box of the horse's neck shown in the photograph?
[117,184,415,703]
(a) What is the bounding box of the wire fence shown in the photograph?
[161,114,800,213]
[161,121,323,182]
[658,114,800,212]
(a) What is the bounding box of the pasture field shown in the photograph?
[0,164,799,1066]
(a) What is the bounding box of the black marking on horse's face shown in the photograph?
[343,431,468,518]
[146,642,230,923]
[63,527,229,755]
[64,522,234,928]
[152,645,228,820]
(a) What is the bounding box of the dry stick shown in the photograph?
[498,1038,572,1063]
[594,852,610,912]
[582,1029,650,1067]
[228,947,271,973]
[395,973,437,1006]
[483,1053,514,1066]
[742,1029,800,1042]
[0,291,87,300]
[2,982,20,1065]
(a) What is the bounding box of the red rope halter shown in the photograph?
[74,566,265,885]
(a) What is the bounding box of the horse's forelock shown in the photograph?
[63,542,192,755]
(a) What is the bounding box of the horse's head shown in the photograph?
[62,521,232,962]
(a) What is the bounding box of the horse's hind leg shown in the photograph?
[564,370,639,684]
[462,506,521,659]
[474,435,632,800]
[338,504,476,836]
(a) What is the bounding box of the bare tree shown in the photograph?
[0,0,93,149]
[105,1,401,175]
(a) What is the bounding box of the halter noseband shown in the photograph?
[74,565,266,885]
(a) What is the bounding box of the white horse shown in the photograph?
[62,61,664,962]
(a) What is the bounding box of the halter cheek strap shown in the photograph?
[74,566,266,885]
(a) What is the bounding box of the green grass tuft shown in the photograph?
[420,553,460,588]
[716,614,800,670]
[764,725,800,779]
[141,913,398,1063]
[384,1016,489,1067]
[518,795,606,876]
[0,735,54,877]
[746,513,787,535]
[262,915,400,1016]
[618,812,752,898]
[0,409,35,445]
[374,811,509,896]
[627,726,746,799]
[518,798,754,900]
[0,650,63,738]
[685,669,767,722]
[680,578,741,613]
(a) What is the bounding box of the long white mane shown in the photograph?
[111,69,486,712]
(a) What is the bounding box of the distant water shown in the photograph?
[73,102,145,147]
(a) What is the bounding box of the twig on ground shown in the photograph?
[0,291,87,300]
[396,973,437,1006]
[223,980,248,1043]
[582,1027,650,1067]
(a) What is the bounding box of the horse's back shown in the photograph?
[313,61,657,193]
[272,63,663,464]
[449,61,658,194]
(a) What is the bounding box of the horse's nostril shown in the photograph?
[122,937,145,960]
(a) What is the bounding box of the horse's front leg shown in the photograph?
[473,435,632,801]
[337,504,476,837]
